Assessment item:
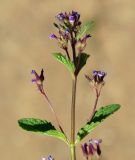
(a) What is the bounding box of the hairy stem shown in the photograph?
[70,76,77,160]
[89,88,100,122]
[42,92,66,135]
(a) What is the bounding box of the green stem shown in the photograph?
[70,76,77,160]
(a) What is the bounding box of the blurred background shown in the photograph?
[0,0,134,160]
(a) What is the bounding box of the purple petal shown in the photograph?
[93,70,98,75]
[47,155,54,160]
[49,34,57,39]
[72,11,80,20]
[81,143,89,156]
[31,79,36,83]
[56,13,65,21]
[89,143,95,155]
[69,15,75,23]
[31,70,36,74]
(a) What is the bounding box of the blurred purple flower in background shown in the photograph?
[42,155,54,160]
[81,139,102,160]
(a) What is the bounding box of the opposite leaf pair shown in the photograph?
[18,104,120,145]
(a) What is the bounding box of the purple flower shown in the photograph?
[69,15,75,23]
[81,139,102,159]
[85,70,106,85]
[56,11,80,26]
[72,11,80,19]
[93,70,106,84]
[42,155,54,160]
[70,11,80,22]
[81,143,89,159]
[69,11,80,24]
[49,34,57,39]
[94,139,102,156]
[56,12,65,21]
[89,139,102,156]
[31,69,45,94]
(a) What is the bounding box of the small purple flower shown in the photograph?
[85,70,106,85]
[89,139,96,155]
[69,15,75,23]
[94,139,102,156]
[31,69,45,94]
[49,34,57,39]
[93,70,106,84]
[56,12,65,21]
[56,11,80,27]
[72,11,80,19]
[81,139,102,159]
[81,143,89,159]
[71,11,80,21]
[42,155,54,160]
[69,11,80,24]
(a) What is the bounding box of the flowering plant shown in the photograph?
[18,11,121,160]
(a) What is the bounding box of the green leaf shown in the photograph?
[76,104,121,144]
[75,53,90,75]
[77,21,94,40]
[18,118,69,145]
[53,53,74,74]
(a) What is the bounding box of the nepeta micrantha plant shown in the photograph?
[18,11,121,160]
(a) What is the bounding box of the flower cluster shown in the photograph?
[81,139,102,160]
[56,11,80,25]
[49,11,91,61]
[85,70,106,85]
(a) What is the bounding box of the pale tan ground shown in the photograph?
[0,0,135,160]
